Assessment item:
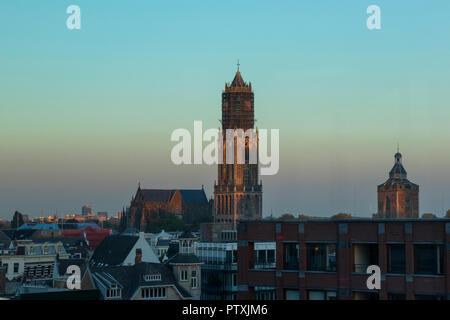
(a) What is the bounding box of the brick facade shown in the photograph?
[237,219,450,300]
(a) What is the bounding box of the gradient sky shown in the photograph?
[1,1,450,219]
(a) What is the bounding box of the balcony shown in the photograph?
[353,244,378,273]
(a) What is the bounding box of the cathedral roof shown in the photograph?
[136,188,207,204]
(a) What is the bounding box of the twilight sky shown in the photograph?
[1,1,450,219]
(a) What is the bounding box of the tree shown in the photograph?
[445,210,450,219]
[298,214,310,220]
[279,213,295,220]
[145,216,185,233]
[11,211,24,229]
[191,212,213,231]
[421,213,436,219]
[331,213,352,219]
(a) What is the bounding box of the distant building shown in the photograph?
[127,186,211,231]
[378,151,419,218]
[82,205,92,216]
[97,212,108,218]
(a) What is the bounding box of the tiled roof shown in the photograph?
[90,235,139,266]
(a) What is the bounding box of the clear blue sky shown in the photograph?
[1,1,450,219]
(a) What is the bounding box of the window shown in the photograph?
[387,245,405,274]
[13,263,19,273]
[144,274,162,282]
[415,294,444,300]
[353,291,379,300]
[254,249,276,269]
[414,244,444,275]
[191,270,198,289]
[226,250,237,264]
[285,289,299,300]
[308,290,337,300]
[106,285,121,299]
[254,287,276,300]
[141,287,166,299]
[307,244,336,272]
[232,273,238,287]
[388,293,406,300]
[283,243,299,270]
[180,269,188,281]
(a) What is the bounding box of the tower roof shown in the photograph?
[378,150,418,189]
[225,65,252,92]
[231,70,245,87]
[389,152,407,179]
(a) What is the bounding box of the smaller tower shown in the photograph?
[168,231,202,299]
[377,151,419,218]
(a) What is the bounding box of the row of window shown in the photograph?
[141,287,166,299]
[254,243,445,275]
[105,287,121,298]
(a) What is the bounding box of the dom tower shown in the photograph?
[214,66,263,224]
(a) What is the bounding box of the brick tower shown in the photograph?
[377,151,419,218]
[214,65,262,225]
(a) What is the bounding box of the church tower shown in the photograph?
[214,65,263,224]
[377,151,419,218]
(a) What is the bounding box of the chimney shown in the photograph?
[135,248,142,265]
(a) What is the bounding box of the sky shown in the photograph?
[1,1,450,219]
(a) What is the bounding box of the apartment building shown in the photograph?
[237,218,450,300]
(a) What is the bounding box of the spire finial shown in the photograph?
[397,142,400,153]
[237,59,240,71]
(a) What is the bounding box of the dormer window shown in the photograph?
[106,284,121,299]
[144,274,161,282]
